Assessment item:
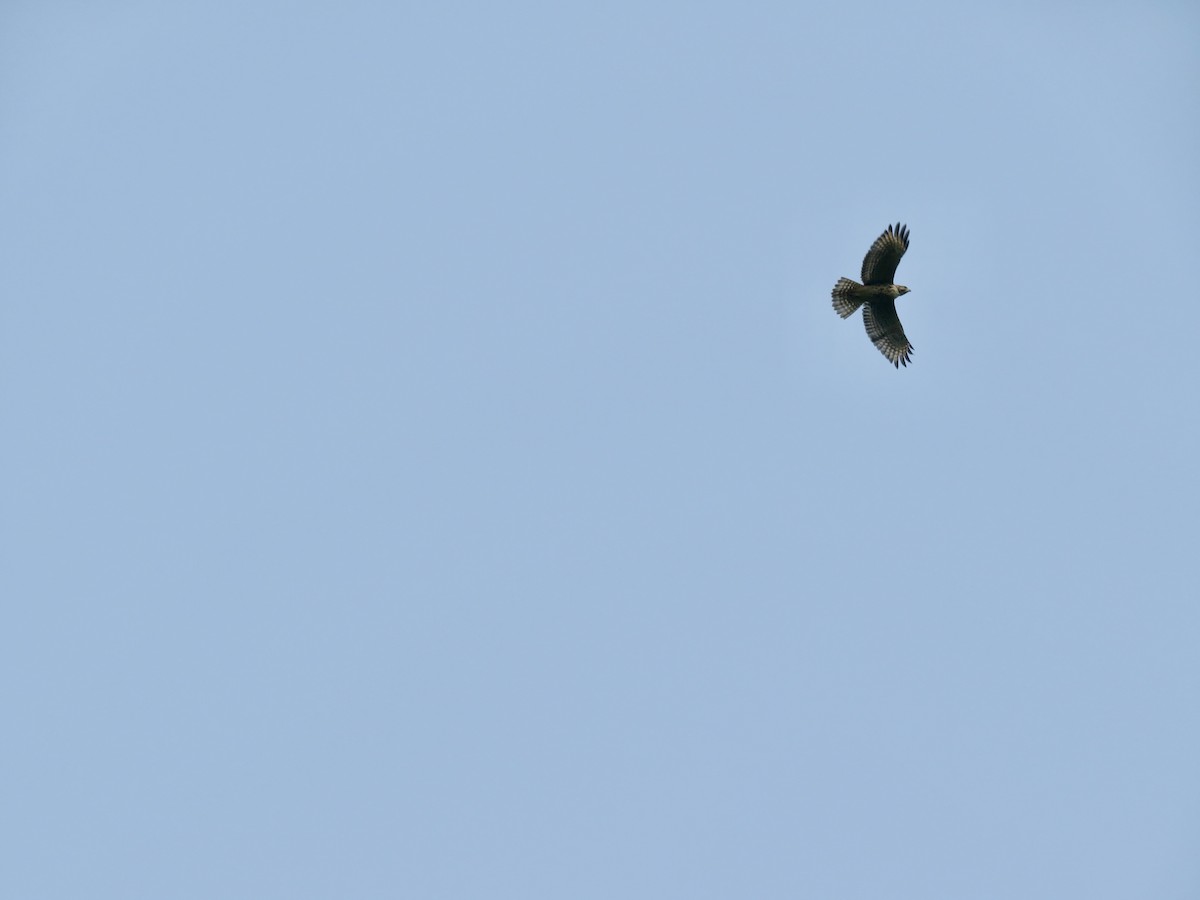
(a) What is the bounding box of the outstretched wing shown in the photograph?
[863,299,913,368]
[860,223,909,286]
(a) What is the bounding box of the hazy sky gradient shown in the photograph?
[3,3,1198,897]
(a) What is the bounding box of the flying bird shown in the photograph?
[832,223,914,367]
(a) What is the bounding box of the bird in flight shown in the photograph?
[831,223,914,367]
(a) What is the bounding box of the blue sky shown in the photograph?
[2,2,1198,897]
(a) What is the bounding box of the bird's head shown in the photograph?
[896,285,910,296]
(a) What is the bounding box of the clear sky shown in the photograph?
[2,2,1198,897]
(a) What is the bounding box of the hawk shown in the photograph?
[832,223,914,367]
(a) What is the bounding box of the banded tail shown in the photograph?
[831,277,864,319]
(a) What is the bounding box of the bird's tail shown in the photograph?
[831,278,864,318]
